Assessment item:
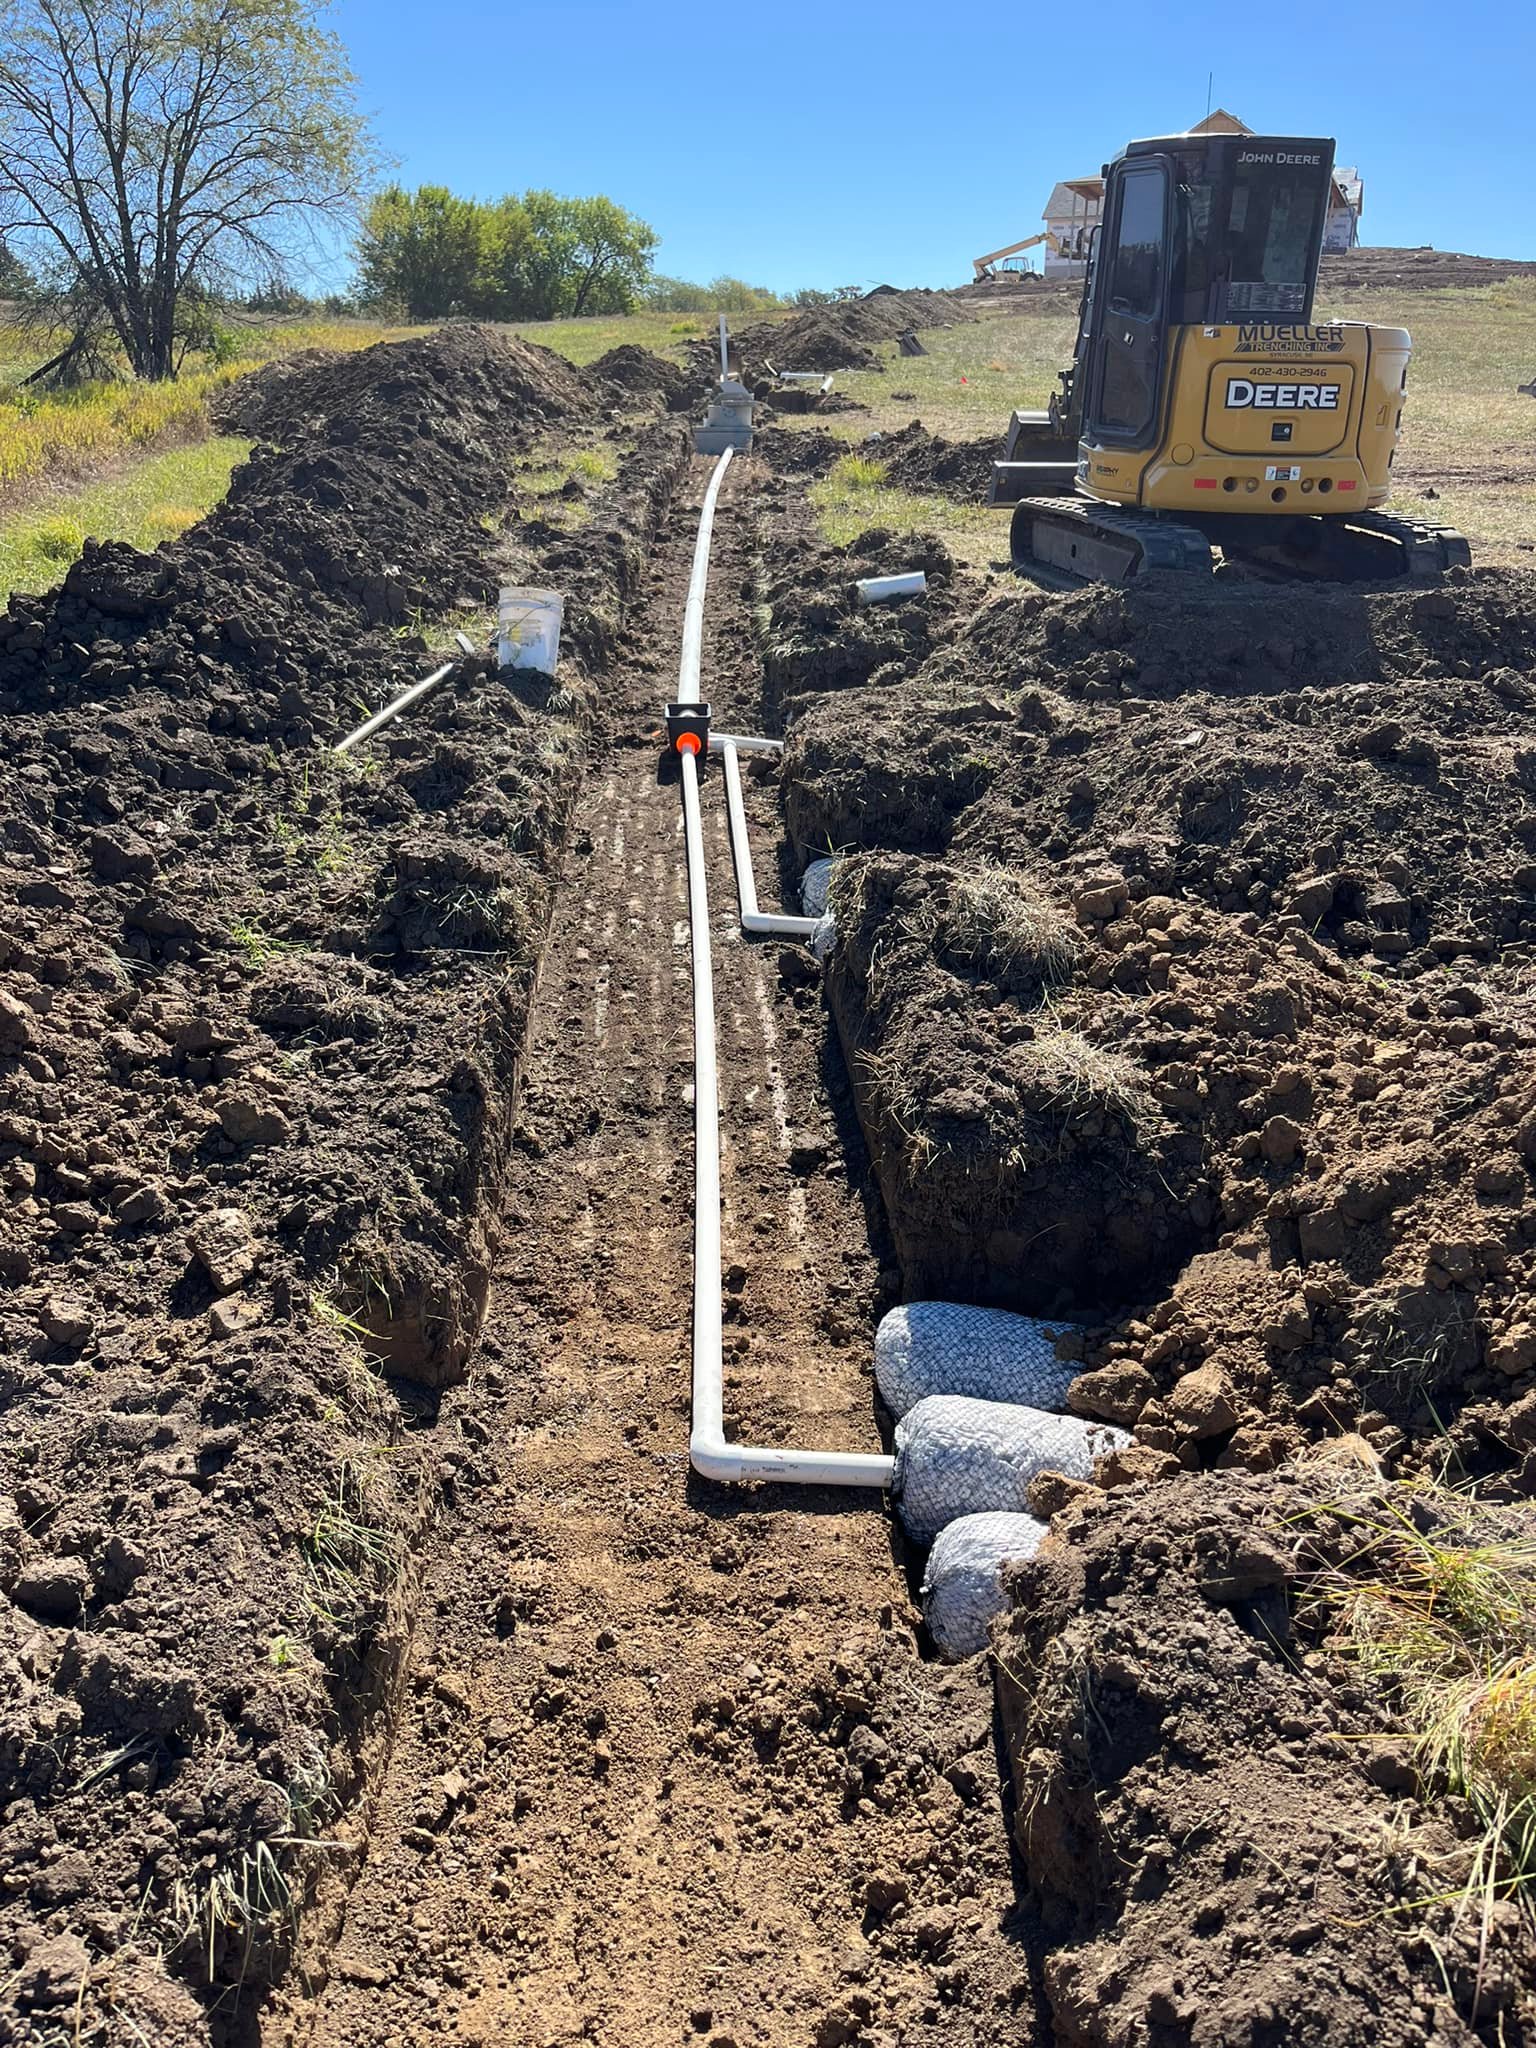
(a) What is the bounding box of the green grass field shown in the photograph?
[505,310,711,362]
[0,434,250,598]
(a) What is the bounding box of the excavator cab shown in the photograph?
[993,130,1470,583]
[1077,133,1332,446]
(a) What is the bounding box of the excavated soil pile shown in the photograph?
[211,326,592,446]
[996,1468,1536,2045]
[749,318,884,375]
[819,839,1536,1482]
[587,341,700,410]
[751,424,846,476]
[819,842,1536,1483]
[787,568,1536,969]
[0,327,685,2035]
[758,506,1536,1480]
[720,287,975,384]
[1318,245,1536,292]
[872,421,998,502]
[756,493,968,725]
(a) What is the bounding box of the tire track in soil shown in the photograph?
[274,462,1041,2048]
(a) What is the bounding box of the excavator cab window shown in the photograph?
[1168,136,1334,322]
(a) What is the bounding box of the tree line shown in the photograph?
[353,185,855,324]
[0,0,851,385]
[356,185,658,323]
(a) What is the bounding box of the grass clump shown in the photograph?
[830,451,889,491]
[1304,1486,1536,1921]
[808,451,997,555]
[911,862,1081,995]
[31,513,84,561]
[169,1840,292,1985]
[302,1461,401,1616]
[512,437,619,529]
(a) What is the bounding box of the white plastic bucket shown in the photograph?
[497,587,563,675]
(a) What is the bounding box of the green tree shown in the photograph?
[644,274,781,314]
[472,195,535,320]
[0,237,30,294]
[519,190,657,319]
[358,184,487,319]
[0,0,374,381]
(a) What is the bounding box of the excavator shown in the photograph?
[992,128,1470,583]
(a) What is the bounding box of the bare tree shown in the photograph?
[0,0,374,380]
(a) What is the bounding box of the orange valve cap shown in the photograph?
[675,731,702,756]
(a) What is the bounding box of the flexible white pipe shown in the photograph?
[675,448,734,708]
[676,456,892,1492]
[719,741,820,940]
[856,572,927,607]
[333,662,455,755]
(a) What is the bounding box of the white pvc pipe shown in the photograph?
[856,572,927,607]
[675,448,735,709]
[720,741,820,940]
[676,457,892,1492]
[709,732,783,757]
[333,662,455,754]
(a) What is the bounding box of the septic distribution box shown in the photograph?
[694,377,754,456]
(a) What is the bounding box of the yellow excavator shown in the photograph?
[993,128,1469,582]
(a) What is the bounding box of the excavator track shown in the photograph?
[1010,497,1473,588]
[1216,509,1473,582]
[1009,497,1213,584]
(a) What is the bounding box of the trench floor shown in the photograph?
[270,462,1039,2048]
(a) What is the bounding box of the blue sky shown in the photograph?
[330,0,1532,292]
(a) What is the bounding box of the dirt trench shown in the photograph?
[268,464,1043,2048]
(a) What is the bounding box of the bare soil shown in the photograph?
[5,303,1536,2048]
[959,246,1536,302]
[0,327,696,2038]
[765,513,1536,1479]
[265,467,1044,2048]
[997,1470,1535,2045]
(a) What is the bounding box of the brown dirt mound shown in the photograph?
[755,497,965,725]
[587,340,700,410]
[822,853,1204,1305]
[817,848,1536,1482]
[785,568,1536,970]
[724,287,976,385]
[753,424,845,476]
[0,325,686,2033]
[1319,245,1536,292]
[212,323,593,443]
[997,1468,1535,2045]
[872,420,998,501]
[750,316,883,375]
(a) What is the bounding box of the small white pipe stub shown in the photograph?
[333,661,455,755]
[856,572,927,607]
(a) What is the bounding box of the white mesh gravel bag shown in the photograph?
[875,1301,1079,1420]
[801,857,837,916]
[922,1510,1048,1658]
[894,1394,1130,1543]
[808,911,837,962]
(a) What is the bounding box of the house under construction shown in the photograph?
[973,109,1364,281]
